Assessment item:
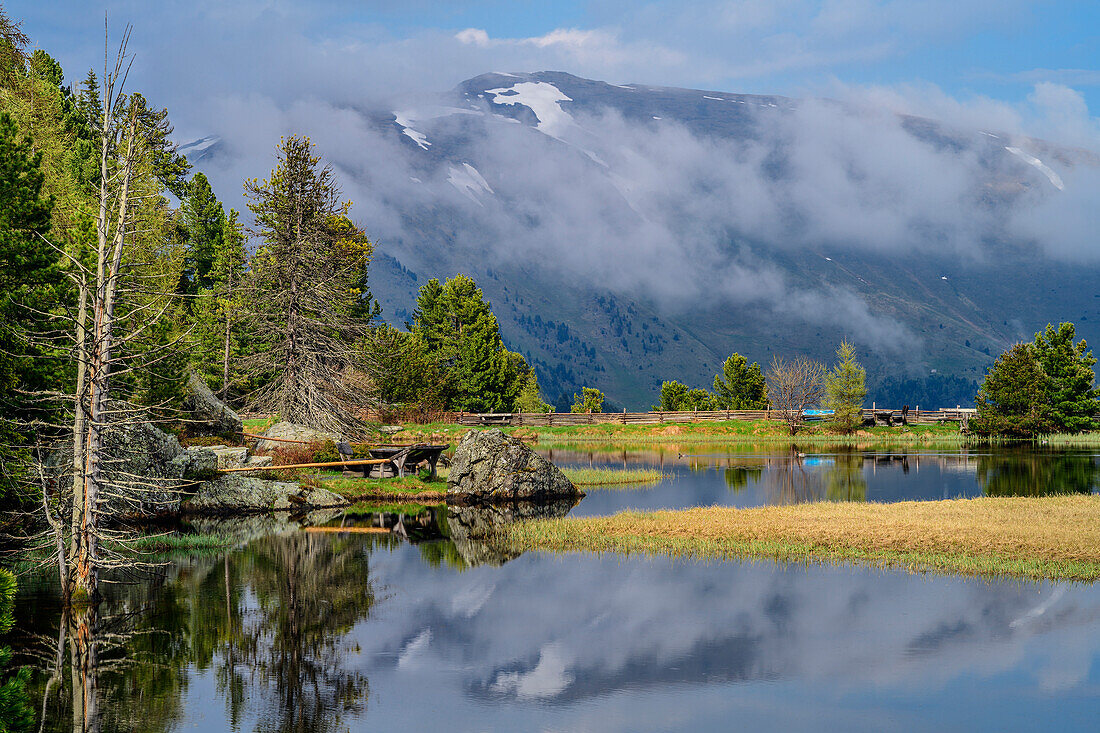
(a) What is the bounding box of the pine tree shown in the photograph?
[514,369,551,412]
[972,343,1054,437]
[0,112,56,500]
[243,135,375,434]
[1032,322,1099,433]
[180,171,226,292]
[712,352,768,409]
[825,341,867,434]
[191,207,248,396]
[409,274,520,412]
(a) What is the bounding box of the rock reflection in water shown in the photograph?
[446,499,578,567]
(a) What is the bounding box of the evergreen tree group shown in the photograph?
[973,323,1099,437]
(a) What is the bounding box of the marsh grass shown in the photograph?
[562,467,664,487]
[318,473,447,501]
[502,496,1100,582]
[1042,433,1100,447]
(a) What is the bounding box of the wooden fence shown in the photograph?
[243,407,975,428]
[446,407,974,427]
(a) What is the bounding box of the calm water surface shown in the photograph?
[8,446,1100,732]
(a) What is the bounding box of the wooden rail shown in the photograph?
[442,407,973,427]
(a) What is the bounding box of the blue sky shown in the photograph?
[11,1,1100,116]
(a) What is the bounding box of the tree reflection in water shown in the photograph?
[825,452,868,502]
[23,531,377,732]
[978,451,1100,497]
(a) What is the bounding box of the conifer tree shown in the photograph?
[180,171,226,291]
[514,370,551,412]
[243,135,375,434]
[972,343,1054,437]
[824,340,867,434]
[410,275,522,412]
[712,352,768,409]
[1032,322,1099,433]
[0,112,56,499]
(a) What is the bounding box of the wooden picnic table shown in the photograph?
[354,443,449,479]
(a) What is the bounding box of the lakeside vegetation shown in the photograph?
[563,468,664,486]
[501,495,1100,582]
[395,419,975,445]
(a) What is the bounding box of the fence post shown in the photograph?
[622,408,626,425]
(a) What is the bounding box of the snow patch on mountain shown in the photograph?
[177,135,221,161]
[394,113,431,150]
[1005,146,1065,190]
[447,163,494,205]
[485,82,573,137]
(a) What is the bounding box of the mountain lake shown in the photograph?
[9,444,1100,732]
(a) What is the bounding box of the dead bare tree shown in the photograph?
[10,23,192,606]
[766,355,826,435]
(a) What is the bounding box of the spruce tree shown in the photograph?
[1033,322,1099,433]
[243,135,375,434]
[825,341,867,434]
[180,171,226,291]
[712,352,768,409]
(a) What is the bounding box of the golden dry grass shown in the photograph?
[502,495,1100,581]
[561,467,664,486]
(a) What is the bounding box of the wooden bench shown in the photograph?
[359,444,449,479]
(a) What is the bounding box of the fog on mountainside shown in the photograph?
[186,71,1100,409]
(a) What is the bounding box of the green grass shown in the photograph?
[316,473,447,500]
[561,467,664,487]
[501,496,1100,582]
[398,419,975,446]
[1041,433,1100,447]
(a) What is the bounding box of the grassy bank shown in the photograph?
[313,465,662,499]
[316,474,448,502]
[502,495,1100,582]
[398,419,973,446]
[563,467,664,486]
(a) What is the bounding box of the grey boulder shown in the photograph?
[47,413,217,517]
[253,422,340,451]
[181,371,243,438]
[447,429,581,503]
[181,475,349,514]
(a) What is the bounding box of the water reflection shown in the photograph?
[11,446,1100,731]
[21,531,377,733]
[548,445,1099,513]
[321,500,578,569]
[11,515,1100,732]
[978,451,1100,497]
